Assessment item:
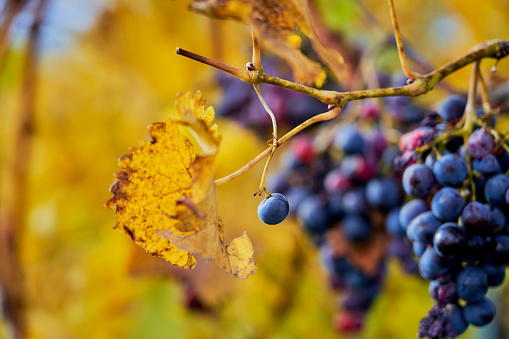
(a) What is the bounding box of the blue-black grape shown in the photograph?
[333,125,365,155]
[460,202,492,235]
[432,154,468,187]
[480,263,506,287]
[433,223,465,258]
[258,193,290,225]
[419,247,454,280]
[399,199,429,231]
[463,298,496,326]
[437,95,466,122]
[485,173,509,206]
[402,164,435,198]
[296,195,330,233]
[431,187,466,222]
[342,215,371,243]
[455,266,489,302]
[407,211,442,244]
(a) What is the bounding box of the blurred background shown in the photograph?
[1,0,509,338]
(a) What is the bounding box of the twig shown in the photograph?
[387,0,420,80]
[0,1,49,337]
[0,0,30,69]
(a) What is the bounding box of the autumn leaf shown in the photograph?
[106,91,256,279]
[189,0,345,86]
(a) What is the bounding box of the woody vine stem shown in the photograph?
[176,2,509,188]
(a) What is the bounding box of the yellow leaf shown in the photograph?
[106,91,256,279]
[189,0,345,86]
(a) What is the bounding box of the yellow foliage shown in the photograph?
[106,92,256,279]
[190,0,345,86]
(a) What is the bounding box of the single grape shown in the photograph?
[467,128,495,159]
[258,193,290,225]
[437,95,466,122]
[432,153,468,187]
[297,195,330,233]
[455,266,489,302]
[485,174,509,205]
[433,223,466,258]
[324,168,353,193]
[413,241,427,258]
[399,199,429,231]
[386,207,405,236]
[333,125,365,155]
[341,189,369,214]
[407,127,434,150]
[365,178,402,209]
[431,187,465,222]
[460,202,492,235]
[479,263,506,287]
[419,247,454,280]
[407,211,442,244]
[290,134,315,164]
[473,154,501,177]
[403,164,435,198]
[487,205,505,232]
[342,215,371,243]
[463,298,496,326]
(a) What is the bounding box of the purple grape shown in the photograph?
[399,199,429,231]
[431,187,466,222]
[467,129,495,159]
[403,164,435,198]
[432,153,468,187]
[463,298,496,326]
[407,126,434,150]
[258,193,290,225]
[455,266,489,302]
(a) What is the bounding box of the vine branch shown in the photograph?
[178,39,509,186]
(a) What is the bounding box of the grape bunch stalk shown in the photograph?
[174,0,509,337]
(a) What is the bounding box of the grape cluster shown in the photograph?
[398,95,509,338]
[263,106,419,333]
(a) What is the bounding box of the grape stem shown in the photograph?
[214,106,343,186]
[387,0,420,80]
[463,61,481,201]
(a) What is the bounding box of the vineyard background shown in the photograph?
[1,0,509,338]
